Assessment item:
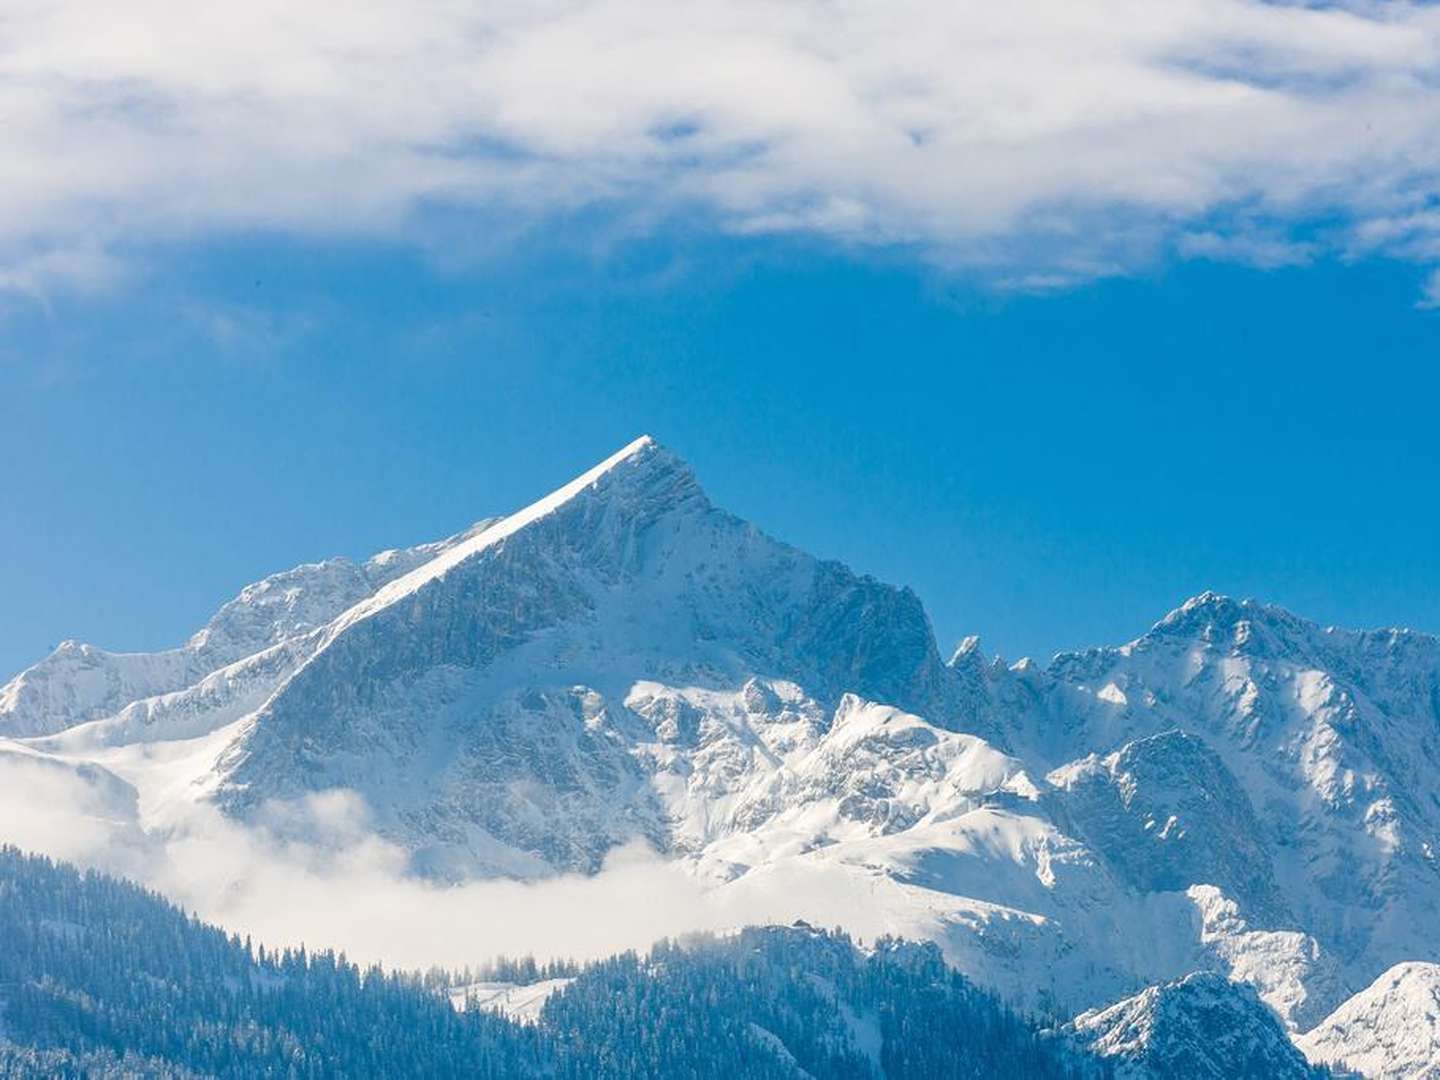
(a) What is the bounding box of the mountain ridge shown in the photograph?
[2,435,1438,1076]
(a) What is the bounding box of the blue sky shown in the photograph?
[4,225,1437,678]
[4,0,1440,677]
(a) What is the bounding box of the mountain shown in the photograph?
[207,436,965,877]
[3,435,1439,1074]
[1011,592,1440,987]
[1297,963,1440,1079]
[1066,971,1327,1079]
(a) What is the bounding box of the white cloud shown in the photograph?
[1178,230,1316,270]
[4,0,1440,293]
[0,754,913,970]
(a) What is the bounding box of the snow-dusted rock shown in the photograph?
[0,522,500,739]
[1297,962,1440,1079]
[999,589,1440,1002]
[1049,729,1285,920]
[1068,971,1325,1078]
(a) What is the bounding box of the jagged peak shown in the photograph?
[948,634,983,667]
[1044,594,1300,675]
[1043,592,1440,683]
[1156,590,1250,628]
[1149,591,1372,642]
[1136,591,1326,656]
[1296,962,1440,1078]
[1070,970,1316,1079]
[1147,592,1440,661]
[321,436,701,638]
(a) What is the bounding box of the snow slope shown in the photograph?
[449,978,574,1024]
[1297,963,1440,1079]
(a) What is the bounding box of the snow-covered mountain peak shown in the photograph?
[317,434,700,640]
[1068,971,1324,1078]
[1297,962,1440,1079]
[185,557,375,655]
[0,512,532,742]
[1117,591,1440,677]
[196,436,964,872]
[1124,590,1316,661]
[1157,589,1245,624]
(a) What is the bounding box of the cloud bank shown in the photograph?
[0,753,925,971]
[5,1,1440,292]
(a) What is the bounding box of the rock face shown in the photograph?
[1068,971,1326,1079]
[1048,729,1286,919]
[6,435,1440,1073]
[1297,963,1440,1079]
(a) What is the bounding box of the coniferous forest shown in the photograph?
[0,846,1109,1079]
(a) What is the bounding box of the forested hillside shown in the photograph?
[0,846,542,1077]
[543,927,1103,1079]
[0,846,1114,1078]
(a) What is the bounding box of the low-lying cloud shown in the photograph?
[0,753,919,971]
[5,1,1440,294]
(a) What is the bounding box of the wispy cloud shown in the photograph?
[1178,230,1316,270]
[0,755,926,969]
[1418,268,1440,310]
[4,0,1440,295]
